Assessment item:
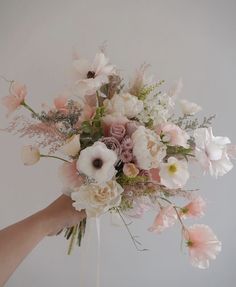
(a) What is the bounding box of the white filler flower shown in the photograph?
[132,126,166,170]
[71,180,123,217]
[77,141,117,183]
[194,127,233,177]
[159,157,189,189]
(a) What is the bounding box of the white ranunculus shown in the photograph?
[194,128,233,177]
[104,93,143,118]
[159,157,189,189]
[77,141,117,183]
[179,99,202,115]
[21,145,40,166]
[71,180,123,217]
[62,134,81,157]
[132,126,166,170]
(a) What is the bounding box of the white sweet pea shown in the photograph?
[71,180,123,218]
[21,145,40,166]
[62,134,81,157]
[180,99,202,115]
[194,127,233,177]
[159,157,189,189]
[104,93,143,118]
[77,141,117,183]
[132,126,166,170]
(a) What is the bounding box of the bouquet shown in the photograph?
[1,50,236,269]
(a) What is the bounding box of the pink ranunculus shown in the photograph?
[58,160,84,190]
[2,82,27,116]
[148,205,177,233]
[121,136,133,150]
[109,123,126,141]
[184,224,222,269]
[157,123,190,148]
[181,196,206,218]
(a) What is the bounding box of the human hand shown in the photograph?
[40,195,86,236]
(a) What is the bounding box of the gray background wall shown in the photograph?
[0,0,235,286]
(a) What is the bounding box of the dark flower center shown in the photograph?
[92,158,103,169]
[87,70,96,79]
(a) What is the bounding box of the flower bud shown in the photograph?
[21,145,40,166]
[62,134,81,157]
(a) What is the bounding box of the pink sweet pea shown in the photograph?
[181,196,206,218]
[58,160,84,190]
[148,205,177,233]
[184,224,222,269]
[2,82,27,116]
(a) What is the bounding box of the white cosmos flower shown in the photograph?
[77,142,117,183]
[71,180,123,218]
[132,126,166,170]
[180,99,202,115]
[73,52,115,97]
[104,92,143,118]
[159,157,189,189]
[194,127,233,177]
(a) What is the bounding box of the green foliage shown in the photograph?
[138,80,165,101]
[116,175,148,186]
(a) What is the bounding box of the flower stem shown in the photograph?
[40,154,70,163]
[21,101,38,117]
[67,225,78,255]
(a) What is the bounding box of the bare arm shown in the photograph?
[0,195,85,286]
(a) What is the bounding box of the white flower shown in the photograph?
[62,134,81,157]
[73,52,115,96]
[159,157,189,189]
[194,127,233,177]
[71,180,123,217]
[180,99,202,115]
[21,145,40,166]
[132,126,166,170]
[104,93,143,118]
[77,142,117,183]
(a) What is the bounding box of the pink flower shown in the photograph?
[148,205,177,233]
[2,82,27,116]
[184,224,222,269]
[181,196,206,218]
[102,114,129,137]
[109,124,126,141]
[121,136,133,150]
[58,160,84,190]
[148,168,161,183]
[156,123,189,148]
[120,149,133,163]
[54,95,68,114]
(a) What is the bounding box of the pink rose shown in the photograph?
[110,124,126,141]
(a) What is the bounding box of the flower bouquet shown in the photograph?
[1,50,236,269]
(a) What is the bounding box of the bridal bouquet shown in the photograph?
[2,50,236,269]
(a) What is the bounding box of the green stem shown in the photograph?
[67,225,78,255]
[40,154,70,163]
[21,101,38,117]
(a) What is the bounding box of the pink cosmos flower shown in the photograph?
[184,224,222,269]
[148,205,177,233]
[181,196,206,218]
[156,123,189,148]
[2,82,27,116]
[58,160,84,190]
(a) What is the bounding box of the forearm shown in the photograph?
[0,210,48,286]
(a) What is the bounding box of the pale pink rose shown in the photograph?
[123,163,139,178]
[58,160,84,190]
[102,114,129,137]
[2,82,27,116]
[181,196,206,218]
[148,168,161,183]
[157,123,189,148]
[184,224,222,269]
[110,124,126,141]
[148,205,177,233]
[100,136,121,155]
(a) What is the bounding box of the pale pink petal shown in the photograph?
[181,196,206,218]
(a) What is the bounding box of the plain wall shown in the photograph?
[0,0,236,286]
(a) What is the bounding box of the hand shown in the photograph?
[40,195,86,236]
